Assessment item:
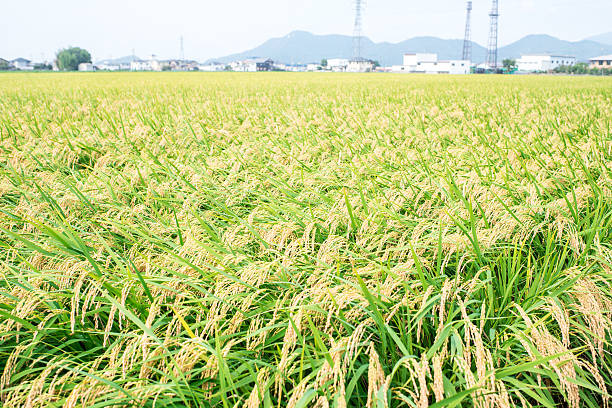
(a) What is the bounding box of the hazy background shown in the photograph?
[2,0,610,61]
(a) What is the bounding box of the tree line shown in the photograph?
[0,47,91,71]
[554,63,611,76]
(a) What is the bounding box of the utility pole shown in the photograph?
[180,36,185,61]
[352,0,363,61]
[462,1,473,62]
[486,0,500,69]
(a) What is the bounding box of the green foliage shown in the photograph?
[553,62,611,76]
[33,63,52,71]
[321,58,328,67]
[56,47,91,71]
[0,60,10,70]
[502,58,516,70]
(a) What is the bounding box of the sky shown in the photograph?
[2,0,611,62]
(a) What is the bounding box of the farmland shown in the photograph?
[0,72,611,407]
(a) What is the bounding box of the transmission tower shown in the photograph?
[462,1,473,61]
[486,0,499,69]
[180,36,185,61]
[352,0,364,61]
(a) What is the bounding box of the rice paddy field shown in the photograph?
[0,72,611,407]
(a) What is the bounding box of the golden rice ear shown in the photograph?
[515,304,581,408]
[545,297,570,347]
[276,308,303,396]
[103,304,117,347]
[432,354,444,403]
[571,274,611,359]
[1,345,27,395]
[367,342,387,408]
[286,378,310,408]
[413,354,430,408]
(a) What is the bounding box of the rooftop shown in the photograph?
[589,55,612,61]
[520,54,575,58]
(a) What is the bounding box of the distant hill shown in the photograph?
[498,35,612,61]
[207,31,612,66]
[207,31,485,66]
[585,32,612,46]
[95,55,140,65]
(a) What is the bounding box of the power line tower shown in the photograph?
[352,0,364,61]
[180,36,185,61]
[486,0,499,69]
[462,1,473,61]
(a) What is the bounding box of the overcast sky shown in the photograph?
[2,0,610,62]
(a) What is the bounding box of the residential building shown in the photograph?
[285,65,307,72]
[229,58,274,72]
[150,58,168,72]
[392,54,469,74]
[306,63,322,71]
[517,55,576,72]
[198,62,226,72]
[95,63,121,71]
[589,55,612,69]
[130,60,153,71]
[11,58,33,70]
[248,58,274,71]
[78,62,94,71]
[274,63,288,71]
[166,60,198,71]
[346,59,375,73]
[327,58,350,72]
[130,55,166,71]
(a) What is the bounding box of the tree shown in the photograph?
[502,59,516,71]
[56,47,91,71]
[33,63,52,71]
[0,60,10,71]
[321,59,328,67]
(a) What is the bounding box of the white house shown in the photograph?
[306,63,322,71]
[392,54,469,74]
[346,59,375,73]
[78,62,94,72]
[130,55,169,71]
[327,58,350,72]
[285,65,307,72]
[230,58,274,72]
[11,58,34,70]
[198,62,226,72]
[130,60,153,71]
[95,63,121,71]
[517,55,576,72]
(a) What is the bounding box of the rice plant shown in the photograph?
[0,72,611,407]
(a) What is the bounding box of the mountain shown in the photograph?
[371,37,487,65]
[585,32,612,46]
[95,55,140,65]
[208,31,612,66]
[207,31,485,66]
[498,35,612,61]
